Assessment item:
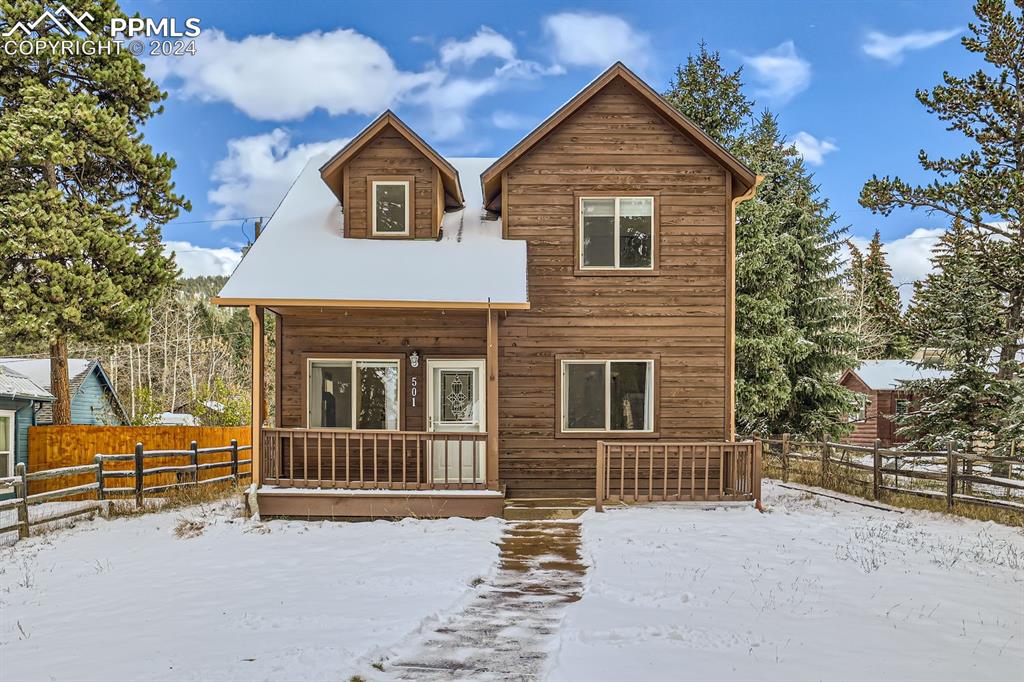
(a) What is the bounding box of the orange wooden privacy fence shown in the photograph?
[28,425,251,495]
[595,440,762,511]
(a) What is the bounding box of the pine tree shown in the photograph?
[862,231,911,358]
[665,47,856,437]
[0,0,189,423]
[860,0,1023,384]
[896,223,1012,452]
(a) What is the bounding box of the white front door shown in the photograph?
[426,359,485,483]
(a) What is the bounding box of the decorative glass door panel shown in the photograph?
[427,360,485,483]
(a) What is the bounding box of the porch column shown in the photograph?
[248,305,265,487]
[486,306,499,488]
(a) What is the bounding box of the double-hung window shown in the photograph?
[371,180,410,236]
[560,359,654,433]
[579,196,655,270]
[308,359,401,430]
[0,410,13,486]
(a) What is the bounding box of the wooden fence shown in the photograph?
[1,440,252,542]
[595,440,762,512]
[760,435,1024,514]
[28,425,251,495]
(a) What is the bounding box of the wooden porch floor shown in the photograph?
[256,486,505,520]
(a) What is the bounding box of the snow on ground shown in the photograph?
[548,480,1024,682]
[0,501,502,682]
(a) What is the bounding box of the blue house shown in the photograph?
[0,364,54,480]
[0,359,127,429]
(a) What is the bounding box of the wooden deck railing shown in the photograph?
[261,427,490,490]
[595,440,762,511]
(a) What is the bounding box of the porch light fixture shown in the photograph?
[409,351,420,368]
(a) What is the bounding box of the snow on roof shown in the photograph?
[157,412,198,426]
[849,360,952,391]
[0,358,92,392]
[0,364,53,401]
[216,156,528,307]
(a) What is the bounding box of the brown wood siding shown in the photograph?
[840,373,880,447]
[278,310,486,431]
[499,79,730,498]
[344,127,437,239]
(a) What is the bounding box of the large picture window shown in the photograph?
[579,196,655,270]
[371,180,410,235]
[560,359,654,433]
[308,359,400,430]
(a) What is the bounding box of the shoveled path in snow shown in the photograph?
[386,519,585,680]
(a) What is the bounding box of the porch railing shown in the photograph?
[261,427,489,490]
[595,440,762,511]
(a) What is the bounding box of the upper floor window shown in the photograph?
[372,180,410,236]
[579,196,655,271]
[895,398,911,416]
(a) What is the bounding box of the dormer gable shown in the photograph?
[319,111,464,239]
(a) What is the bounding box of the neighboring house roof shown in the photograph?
[842,360,952,391]
[319,110,465,208]
[213,156,529,309]
[0,358,126,422]
[0,364,54,402]
[157,412,198,426]
[480,62,759,210]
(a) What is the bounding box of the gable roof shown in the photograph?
[214,156,529,309]
[480,62,758,210]
[0,358,126,422]
[841,360,952,391]
[0,364,53,402]
[319,110,465,208]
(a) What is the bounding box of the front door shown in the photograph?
[426,359,485,483]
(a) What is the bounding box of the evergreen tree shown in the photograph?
[896,223,1015,452]
[0,0,188,423]
[860,0,1023,385]
[862,231,911,358]
[665,46,856,437]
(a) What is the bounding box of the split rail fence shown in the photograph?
[0,440,251,543]
[759,435,1024,514]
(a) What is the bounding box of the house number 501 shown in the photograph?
[410,376,418,407]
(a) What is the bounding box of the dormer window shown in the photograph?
[371,179,411,236]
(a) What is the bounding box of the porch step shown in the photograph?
[503,498,592,521]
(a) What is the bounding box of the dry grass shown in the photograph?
[765,459,1024,527]
[107,481,243,519]
[173,517,207,539]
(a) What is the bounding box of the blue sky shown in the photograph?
[126,0,978,292]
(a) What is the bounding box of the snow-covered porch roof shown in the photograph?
[213,156,529,310]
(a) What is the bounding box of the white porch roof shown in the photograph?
[214,156,528,308]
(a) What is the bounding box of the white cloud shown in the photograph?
[862,27,961,64]
[543,12,651,69]
[741,41,811,103]
[792,131,838,166]
[847,228,945,306]
[208,129,349,221]
[491,110,535,130]
[148,25,560,141]
[146,29,441,121]
[440,26,516,66]
[164,241,242,277]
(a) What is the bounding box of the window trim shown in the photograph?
[368,176,414,237]
[555,355,660,438]
[304,355,404,431]
[894,398,911,416]
[0,409,14,491]
[574,192,659,275]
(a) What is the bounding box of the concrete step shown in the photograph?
[504,506,589,521]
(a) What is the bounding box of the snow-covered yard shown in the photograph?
[548,481,1024,682]
[0,501,502,681]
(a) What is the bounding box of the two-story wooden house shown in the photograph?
[214,63,763,518]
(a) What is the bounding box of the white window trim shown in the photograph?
[0,409,14,492]
[371,180,411,236]
[579,196,655,270]
[306,358,402,431]
[560,359,654,433]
